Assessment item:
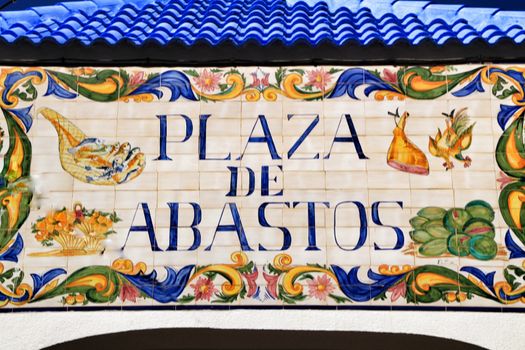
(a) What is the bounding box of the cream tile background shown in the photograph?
[4,64,517,311]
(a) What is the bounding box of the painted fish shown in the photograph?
[38,108,145,185]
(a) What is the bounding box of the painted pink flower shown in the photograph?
[194,69,221,92]
[307,275,335,300]
[306,68,332,90]
[250,69,270,90]
[497,170,516,189]
[129,71,146,87]
[388,280,407,302]
[381,68,398,84]
[190,277,218,301]
[242,267,259,298]
[120,282,140,303]
[263,272,279,299]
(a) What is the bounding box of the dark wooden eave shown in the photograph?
[0,37,524,67]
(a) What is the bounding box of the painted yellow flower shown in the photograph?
[35,217,52,237]
[32,204,120,253]
[87,211,113,235]
[34,227,50,242]
[36,210,72,235]
[53,210,75,228]
[33,209,75,243]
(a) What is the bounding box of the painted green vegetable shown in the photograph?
[465,200,495,222]
[469,235,498,261]
[419,239,447,257]
[444,208,471,234]
[423,219,445,230]
[410,216,428,229]
[447,234,470,257]
[426,225,451,239]
[463,218,495,239]
[417,207,447,221]
[410,230,434,243]
[409,201,498,260]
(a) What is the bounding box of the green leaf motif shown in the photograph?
[370,69,381,78]
[372,290,388,301]
[328,68,343,74]
[289,68,305,75]
[12,81,37,102]
[204,271,218,280]
[48,69,125,102]
[227,68,241,75]
[237,261,254,274]
[31,266,121,304]
[239,285,247,299]
[266,264,283,275]
[278,285,306,304]
[12,271,24,291]
[183,69,199,77]
[298,273,314,281]
[329,294,352,304]
[177,294,195,304]
[213,292,239,303]
[0,268,15,283]
[275,67,286,86]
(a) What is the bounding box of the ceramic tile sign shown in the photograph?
[0,65,524,311]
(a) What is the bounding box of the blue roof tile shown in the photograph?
[0,0,523,47]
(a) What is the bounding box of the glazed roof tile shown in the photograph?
[0,0,523,47]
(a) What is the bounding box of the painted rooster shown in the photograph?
[428,108,475,170]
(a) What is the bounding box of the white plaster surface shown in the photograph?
[0,310,523,349]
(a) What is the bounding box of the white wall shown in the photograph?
[1,310,523,350]
[1,64,524,350]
